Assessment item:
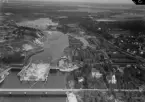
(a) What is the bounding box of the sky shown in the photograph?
[25,0,133,4]
[42,0,132,4]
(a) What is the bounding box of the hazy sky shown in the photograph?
[35,0,133,4]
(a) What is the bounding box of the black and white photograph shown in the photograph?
[0,0,145,102]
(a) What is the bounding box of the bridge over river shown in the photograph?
[0,88,141,95]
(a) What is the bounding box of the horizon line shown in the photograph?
[8,0,134,5]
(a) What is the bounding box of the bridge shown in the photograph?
[0,88,141,93]
[0,88,142,97]
[0,89,67,96]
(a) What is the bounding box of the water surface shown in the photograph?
[0,25,69,102]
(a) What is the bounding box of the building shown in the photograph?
[91,68,102,79]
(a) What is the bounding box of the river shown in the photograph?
[0,30,69,102]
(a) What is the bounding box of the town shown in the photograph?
[0,1,145,102]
